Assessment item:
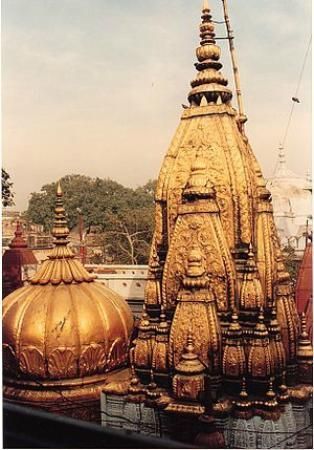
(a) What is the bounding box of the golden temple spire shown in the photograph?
[52,181,70,246]
[30,183,94,285]
[188,1,232,106]
[172,331,206,403]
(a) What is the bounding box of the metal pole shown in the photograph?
[221,0,247,132]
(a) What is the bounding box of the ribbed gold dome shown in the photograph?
[3,183,134,382]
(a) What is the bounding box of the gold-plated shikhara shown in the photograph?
[133,1,311,409]
[3,184,134,415]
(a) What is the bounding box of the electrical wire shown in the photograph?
[281,35,312,147]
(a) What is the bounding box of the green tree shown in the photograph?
[2,169,14,207]
[26,175,156,264]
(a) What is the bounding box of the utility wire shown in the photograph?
[281,35,312,147]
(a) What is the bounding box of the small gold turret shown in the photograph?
[268,304,286,383]
[239,244,264,310]
[222,310,246,394]
[263,378,278,411]
[134,305,155,380]
[296,313,313,385]
[152,305,170,386]
[128,347,144,398]
[275,249,299,384]
[172,331,205,402]
[145,247,162,306]
[247,308,273,394]
[234,377,252,419]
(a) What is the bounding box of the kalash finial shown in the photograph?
[51,182,70,245]
[254,306,268,335]
[188,1,232,106]
[202,0,210,12]
[296,313,313,384]
[297,313,313,358]
[235,377,251,410]
[264,378,278,409]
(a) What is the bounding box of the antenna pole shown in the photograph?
[221,0,247,132]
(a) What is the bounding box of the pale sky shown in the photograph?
[2,0,312,210]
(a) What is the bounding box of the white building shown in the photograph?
[267,146,312,255]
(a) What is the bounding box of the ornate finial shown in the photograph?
[200,0,215,45]
[270,303,276,320]
[146,368,160,399]
[157,304,170,333]
[266,379,276,398]
[240,377,248,398]
[264,378,278,409]
[128,346,143,395]
[297,312,313,355]
[245,243,257,271]
[256,307,266,330]
[9,220,27,249]
[251,306,269,338]
[188,0,232,106]
[296,312,313,384]
[228,308,242,333]
[235,377,251,410]
[202,0,209,13]
[51,182,70,245]
[160,304,166,321]
[231,308,239,322]
[301,312,309,337]
[56,181,62,196]
[139,304,151,331]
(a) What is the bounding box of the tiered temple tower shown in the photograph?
[111,1,312,446]
[134,0,300,390]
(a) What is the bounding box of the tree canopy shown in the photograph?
[2,169,15,207]
[26,174,156,264]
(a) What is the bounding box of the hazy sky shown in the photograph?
[2,0,312,210]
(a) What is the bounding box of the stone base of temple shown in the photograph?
[3,368,130,424]
[100,391,313,448]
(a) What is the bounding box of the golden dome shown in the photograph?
[3,184,134,382]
